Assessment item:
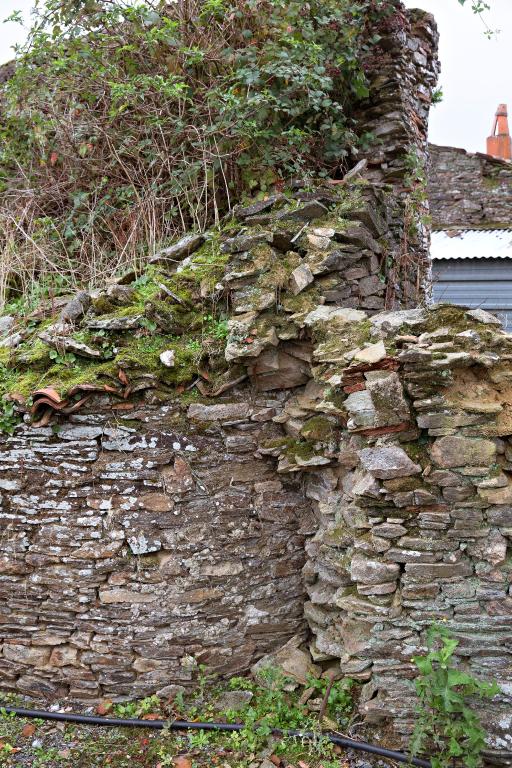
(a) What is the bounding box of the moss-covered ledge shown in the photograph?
[0,180,405,430]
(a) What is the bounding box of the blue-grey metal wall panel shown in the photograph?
[432,257,512,329]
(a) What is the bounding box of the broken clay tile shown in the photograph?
[32,387,63,404]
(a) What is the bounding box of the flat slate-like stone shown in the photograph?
[353,341,387,364]
[278,201,328,222]
[370,308,426,334]
[221,233,272,254]
[289,264,314,295]
[60,291,91,324]
[87,315,143,331]
[187,402,250,422]
[304,306,367,326]
[0,331,24,349]
[350,553,400,585]
[405,562,473,580]
[359,446,421,479]
[150,233,204,264]
[466,308,501,326]
[0,315,15,337]
[39,330,104,359]
[234,195,283,220]
[345,390,376,429]
[430,436,496,468]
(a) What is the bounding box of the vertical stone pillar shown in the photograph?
[352,5,440,308]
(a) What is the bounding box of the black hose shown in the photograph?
[1,705,431,768]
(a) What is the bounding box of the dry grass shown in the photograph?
[0,0,368,309]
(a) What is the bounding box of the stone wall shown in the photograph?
[357,8,439,186]
[0,175,426,701]
[8,2,504,763]
[428,144,512,229]
[294,305,512,764]
[3,303,512,760]
[0,396,312,700]
[0,61,14,86]
[354,6,439,308]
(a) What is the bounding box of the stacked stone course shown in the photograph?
[429,144,512,229]
[0,399,312,700]
[357,8,439,186]
[292,304,512,762]
[7,4,511,766]
[354,7,439,309]
[0,180,414,701]
[2,187,512,760]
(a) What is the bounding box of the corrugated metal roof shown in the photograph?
[431,229,512,260]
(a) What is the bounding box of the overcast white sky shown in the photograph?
[403,0,512,152]
[1,0,512,153]
[1,0,31,63]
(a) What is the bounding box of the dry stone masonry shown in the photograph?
[0,397,312,701]
[358,8,439,187]
[354,7,439,309]
[0,179,422,702]
[3,207,512,763]
[428,144,512,229]
[0,158,427,699]
[3,3,511,766]
[294,304,512,765]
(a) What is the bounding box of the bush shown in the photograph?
[0,0,391,306]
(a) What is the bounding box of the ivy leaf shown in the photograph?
[448,737,463,756]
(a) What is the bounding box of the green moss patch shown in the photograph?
[0,233,237,408]
[0,188,380,422]
[300,416,336,441]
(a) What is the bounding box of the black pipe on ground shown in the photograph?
[1,704,431,768]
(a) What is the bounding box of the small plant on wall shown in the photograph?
[0,396,19,435]
[411,623,500,768]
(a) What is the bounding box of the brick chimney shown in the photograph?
[487,104,512,160]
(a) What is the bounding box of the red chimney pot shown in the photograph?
[487,104,512,160]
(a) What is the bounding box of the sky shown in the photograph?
[1,0,512,154]
[0,1,31,63]
[402,0,512,152]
